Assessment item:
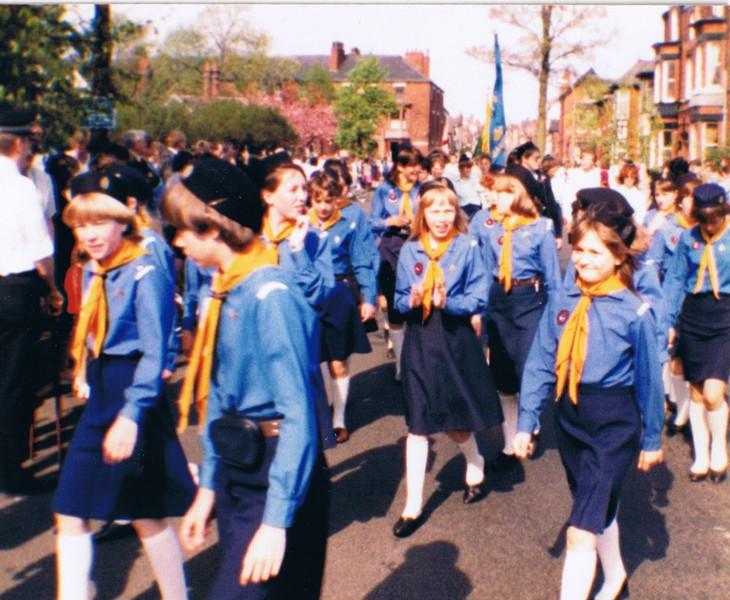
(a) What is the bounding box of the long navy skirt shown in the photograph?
[555,385,641,534]
[486,280,547,394]
[677,292,730,384]
[402,309,502,435]
[319,279,371,362]
[377,231,409,325]
[211,439,330,600]
[52,356,196,520]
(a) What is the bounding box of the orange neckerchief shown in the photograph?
[308,207,341,231]
[498,215,538,292]
[555,273,627,404]
[675,211,695,230]
[70,239,147,384]
[261,210,296,263]
[694,219,730,300]
[177,238,277,431]
[397,178,415,220]
[418,230,457,322]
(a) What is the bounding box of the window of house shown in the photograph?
[706,43,721,86]
[615,89,630,119]
[663,129,674,148]
[393,83,405,103]
[654,65,661,103]
[711,5,724,18]
[697,46,705,88]
[664,61,676,100]
[685,60,694,97]
[617,119,628,142]
[706,123,719,147]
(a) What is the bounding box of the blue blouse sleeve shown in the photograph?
[349,225,378,305]
[631,310,665,452]
[282,231,334,310]
[645,232,666,275]
[369,185,389,235]
[445,241,488,316]
[119,264,174,424]
[182,259,203,332]
[395,244,415,315]
[539,223,562,293]
[662,234,691,326]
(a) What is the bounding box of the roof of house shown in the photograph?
[558,68,611,100]
[293,54,431,84]
[617,59,655,85]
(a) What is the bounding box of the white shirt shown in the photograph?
[29,165,56,222]
[0,155,54,276]
[615,184,649,226]
[567,166,602,204]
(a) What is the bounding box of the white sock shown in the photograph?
[707,401,729,472]
[320,364,334,407]
[57,532,93,600]
[403,434,428,518]
[595,518,626,600]
[499,393,519,455]
[457,434,485,485]
[332,375,350,430]
[140,524,188,600]
[384,320,393,350]
[671,373,690,427]
[689,401,710,474]
[560,548,597,600]
[390,328,405,379]
[662,362,673,404]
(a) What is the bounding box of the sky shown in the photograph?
[67,3,671,124]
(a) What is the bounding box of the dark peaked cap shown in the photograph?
[693,183,727,209]
[0,108,36,135]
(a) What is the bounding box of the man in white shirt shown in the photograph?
[567,149,602,200]
[0,108,62,496]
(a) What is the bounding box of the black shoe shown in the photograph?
[666,422,688,437]
[94,521,135,543]
[334,427,350,444]
[710,467,728,483]
[492,452,519,472]
[688,469,709,482]
[528,431,541,458]
[386,348,395,359]
[392,514,425,538]
[463,481,486,504]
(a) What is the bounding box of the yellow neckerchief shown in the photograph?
[308,207,341,231]
[659,206,675,217]
[70,239,147,384]
[498,214,538,292]
[418,230,457,322]
[177,238,277,431]
[674,211,695,230]
[261,209,296,263]
[694,218,730,300]
[397,177,415,220]
[555,273,627,404]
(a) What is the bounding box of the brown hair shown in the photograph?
[617,163,639,186]
[409,183,468,239]
[309,169,343,204]
[260,163,307,197]
[676,179,699,210]
[161,178,254,250]
[692,203,730,226]
[63,192,138,235]
[492,175,539,217]
[654,178,677,195]
[541,155,561,174]
[387,146,421,186]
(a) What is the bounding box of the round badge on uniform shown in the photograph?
[498,235,504,246]
[692,241,701,250]
[414,262,423,276]
[334,235,341,245]
[557,309,570,325]
[671,236,679,244]
[485,218,494,227]
[388,190,398,203]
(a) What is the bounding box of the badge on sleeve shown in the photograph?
[498,235,504,246]
[414,262,423,276]
[388,190,398,203]
[557,309,570,325]
[692,241,701,250]
[485,218,494,228]
[671,236,679,244]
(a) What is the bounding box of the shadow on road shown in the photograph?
[363,541,472,600]
[347,363,404,434]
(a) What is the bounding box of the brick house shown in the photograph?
[294,42,448,157]
[652,5,728,164]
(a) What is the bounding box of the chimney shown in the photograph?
[329,41,345,73]
[404,50,429,78]
[351,47,361,59]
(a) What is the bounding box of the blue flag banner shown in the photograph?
[489,34,506,167]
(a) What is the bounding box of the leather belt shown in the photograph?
[258,419,282,437]
[494,276,543,288]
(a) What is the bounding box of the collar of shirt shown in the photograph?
[0,154,21,176]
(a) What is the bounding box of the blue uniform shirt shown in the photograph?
[182,258,213,332]
[82,252,174,425]
[317,215,378,305]
[261,227,335,311]
[645,214,689,280]
[469,208,495,277]
[395,234,487,317]
[341,201,380,277]
[369,181,421,236]
[663,224,730,325]
[199,266,320,528]
[518,285,665,451]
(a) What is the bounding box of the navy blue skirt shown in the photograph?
[378,231,409,325]
[402,309,502,435]
[677,293,730,384]
[52,356,196,520]
[555,385,641,534]
[319,279,371,362]
[211,439,329,600]
[486,280,547,394]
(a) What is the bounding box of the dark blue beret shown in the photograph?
[693,183,727,209]
[576,187,634,218]
[70,171,129,204]
[105,164,153,207]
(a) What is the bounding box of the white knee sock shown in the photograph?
[689,401,710,474]
[707,401,729,472]
[390,328,405,379]
[457,434,485,485]
[320,364,334,407]
[57,532,93,600]
[384,319,393,350]
[140,524,188,600]
[595,518,626,600]
[332,375,350,430]
[403,434,428,518]
[671,373,690,427]
[662,362,673,404]
[498,393,519,454]
[560,548,597,600]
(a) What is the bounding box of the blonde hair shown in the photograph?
[63,192,138,238]
[410,183,468,239]
[492,175,539,217]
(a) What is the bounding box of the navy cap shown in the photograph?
[105,164,153,207]
[87,138,130,161]
[0,108,36,135]
[181,155,263,233]
[70,171,129,204]
[575,187,634,218]
[693,183,727,209]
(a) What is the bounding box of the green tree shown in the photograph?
[333,57,397,157]
[300,64,336,105]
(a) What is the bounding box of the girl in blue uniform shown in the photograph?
[53,172,195,600]
[663,183,730,483]
[392,182,501,538]
[370,146,422,380]
[180,257,212,355]
[482,174,561,469]
[308,169,377,443]
[644,178,678,236]
[164,158,330,599]
[515,205,664,600]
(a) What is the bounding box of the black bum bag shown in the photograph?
[210,415,267,470]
